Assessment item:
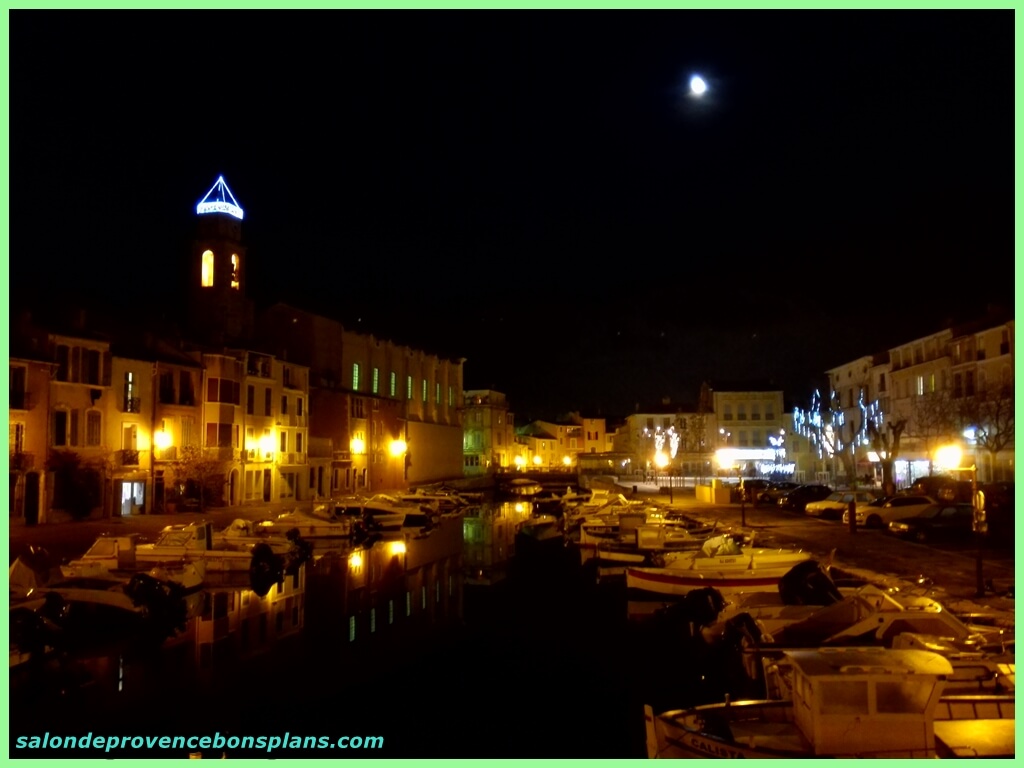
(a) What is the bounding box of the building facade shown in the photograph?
[461,389,517,476]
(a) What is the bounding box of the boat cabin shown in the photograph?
[787,648,952,756]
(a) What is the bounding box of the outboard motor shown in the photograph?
[249,543,285,597]
[778,559,843,606]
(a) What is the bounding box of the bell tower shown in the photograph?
[187,176,254,344]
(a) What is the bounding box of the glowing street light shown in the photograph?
[934,444,963,471]
[388,439,407,458]
[934,443,986,597]
[153,429,172,452]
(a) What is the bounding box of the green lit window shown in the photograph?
[406,375,413,400]
[372,367,379,394]
[422,379,428,403]
[352,363,360,391]
[435,382,441,404]
[389,372,397,398]
[448,386,454,407]
[348,616,356,642]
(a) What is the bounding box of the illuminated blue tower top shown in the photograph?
[196,175,244,220]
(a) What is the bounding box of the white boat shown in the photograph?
[645,647,1015,759]
[322,493,438,531]
[516,514,563,543]
[398,486,474,512]
[626,535,815,599]
[760,638,1015,700]
[61,524,304,596]
[706,582,1013,656]
[10,557,207,663]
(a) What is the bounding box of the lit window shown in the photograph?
[230,253,240,289]
[422,379,428,403]
[389,372,396,398]
[201,250,214,287]
[406,375,412,400]
[348,616,356,642]
[372,367,379,395]
[448,386,454,407]
[352,363,360,391]
[435,382,441,405]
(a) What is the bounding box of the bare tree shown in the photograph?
[960,384,1015,481]
[908,390,961,474]
[866,410,907,497]
[688,382,713,481]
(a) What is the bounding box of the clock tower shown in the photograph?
[187,176,254,344]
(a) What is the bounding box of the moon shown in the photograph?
[689,75,708,96]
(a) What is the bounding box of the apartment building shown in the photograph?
[462,389,517,475]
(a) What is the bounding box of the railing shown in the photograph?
[121,449,140,466]
[123,397,142,413]
[9,391,32,410]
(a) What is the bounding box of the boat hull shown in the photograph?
[626,565,797,598]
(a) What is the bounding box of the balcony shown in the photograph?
[281,452,308,465]
[9,391,32,410]
[121,449,140,466]
[123,397,142,413]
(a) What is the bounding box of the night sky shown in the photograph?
[9,10,1014,422]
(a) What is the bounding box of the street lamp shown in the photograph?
[935,443,986,597]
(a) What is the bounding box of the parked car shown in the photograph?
[804,490,880,520]
[842,494,937,529]
[757,481,801,505]
[887,503,976,542]
[908,475,973,503]
[777,484,833,512]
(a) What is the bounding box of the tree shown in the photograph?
[688,382,713,482]
[794,389,872,495]
[866,410,906,498]
[960,384,1015,481]
[908,390,961,475]
[175,445,230,513]
[45,449,103,520]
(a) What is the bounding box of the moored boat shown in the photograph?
[645,647,1015,759]
[626,535,814,600]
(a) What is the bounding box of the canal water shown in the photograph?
[10,503,742,759]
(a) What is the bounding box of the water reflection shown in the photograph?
[10,501,534,729]
[462,500,537,585]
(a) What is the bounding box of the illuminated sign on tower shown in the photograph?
[196,175,244,220]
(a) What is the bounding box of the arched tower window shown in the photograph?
[230,253,240,290]
[201,250,215,287]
